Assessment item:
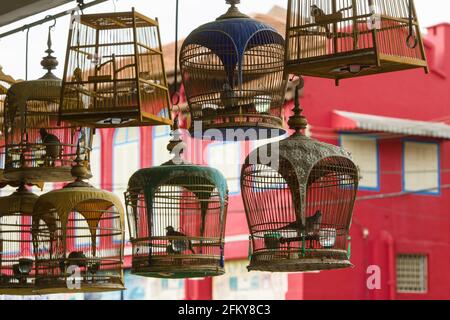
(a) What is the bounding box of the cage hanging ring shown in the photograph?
[406,34,418,49]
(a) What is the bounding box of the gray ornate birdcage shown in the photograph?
[59,8,172,128]
[125,118,228,278]
[31,156,125,293]
[3,30,93,184]
[0,185,39,295]
[284,0,428,85]
[180,0,288,141]
[241,82,359,272]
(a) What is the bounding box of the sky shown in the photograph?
[0,0,448,81]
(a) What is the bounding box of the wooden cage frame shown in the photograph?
[285,0,428,84]
[32,185,125,293]
[0,188,39,295]
[3,79,93,184]
[59,9,172,128]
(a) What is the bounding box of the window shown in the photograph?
[113,127,140,243]
[396,254,428,293]
[340,134,379,190]
[208,142,240,194]
[403,141,440,195]
[152,124,172,166]
[90,132,102,188]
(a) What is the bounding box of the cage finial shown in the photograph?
[67,141,92,188]
[287,77,308,135]
[218,0,248,20]
[40,21,59,80]
[167,115,187,164]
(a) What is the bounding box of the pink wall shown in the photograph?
[95,24,450,300]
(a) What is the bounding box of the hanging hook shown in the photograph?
[46,15,57,32]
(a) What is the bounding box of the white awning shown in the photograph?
[0,0,73,27]
[332,110,450,139]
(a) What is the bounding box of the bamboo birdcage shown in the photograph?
[285,0,428,84]
[31,159,125,293]
[59,9,172,128]
[125,120,228,278]
[180,0,288,141]
[0,186,39,295]
[241,84,359,272]
[3,35,93,184]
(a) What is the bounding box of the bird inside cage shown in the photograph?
[39,128,62,167]
[165,226,195,255]
[278,210,323,248]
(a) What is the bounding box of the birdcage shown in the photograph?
[241,86,359,272]
[180,0,288,141]
[125,121,228,278]
[59,9,172,128]
[285,0,428,84]
[3,31,93,184]
[31,165,125,293]
[0,186,39,295]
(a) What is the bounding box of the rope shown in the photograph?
[407,0,418,49]
[25,28,30,80]
[171,0,181,107]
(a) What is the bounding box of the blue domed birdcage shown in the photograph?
[180,0,288,141]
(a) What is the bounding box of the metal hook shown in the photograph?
[45,15,57,32]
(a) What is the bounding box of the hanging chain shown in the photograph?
[406,0,418,49]
[171,0,181,107]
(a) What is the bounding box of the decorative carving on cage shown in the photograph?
[0,186,39,295]
[284,0,428,84]
[60,9,172,128]
[241,84,359,272]
[125,120,228,278]
[31,159,125,293]
[2,32,93,184]
[180,0,288,141]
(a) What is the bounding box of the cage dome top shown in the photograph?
[182,3,284,85]
[128,165,228,202]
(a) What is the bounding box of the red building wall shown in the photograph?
[96,24,450,300]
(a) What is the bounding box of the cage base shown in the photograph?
[59,110,172,128]
[34,280,125,294]
[131,267,225,279]
[248,249,353,272]
[0,285,38,296]
[3,167,92,183]
[285,49,428,83]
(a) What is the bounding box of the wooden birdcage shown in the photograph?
[3,35,93,184]
[241,85,359,272]
[125,122,228,278]
[285,0,428,84]
[31,160,125,293]
[59,9,172,128]
[0,186,39,295]
[180,0,288,141]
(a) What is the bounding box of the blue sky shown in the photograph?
[0,0,448,81]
